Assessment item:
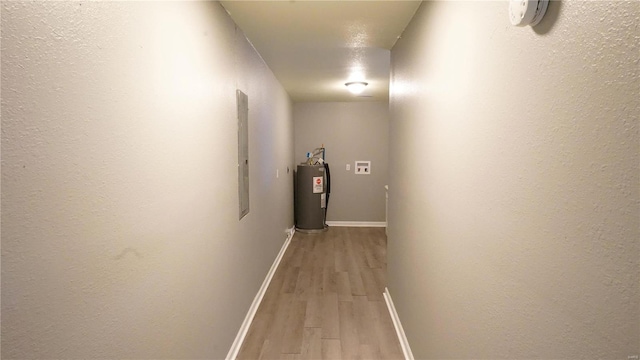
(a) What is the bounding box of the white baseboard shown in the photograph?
[383,287,414,360]
[226,226,296,360]
[325,221,387,227]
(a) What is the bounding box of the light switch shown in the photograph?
[346,164,351,171]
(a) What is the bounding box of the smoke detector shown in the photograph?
[509,0,548,27]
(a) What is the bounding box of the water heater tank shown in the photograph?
[295,164,327,232]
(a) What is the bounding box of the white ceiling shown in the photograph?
[220,1,421,103]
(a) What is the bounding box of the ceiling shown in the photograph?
[220,1,421,103]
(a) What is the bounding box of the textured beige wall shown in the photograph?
[294,102,389,222]
[1,2,293,358]
[388,1,639,358]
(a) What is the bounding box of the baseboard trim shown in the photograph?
[325,221,386,227]
[226,226,296,360]
[383,287,415,360]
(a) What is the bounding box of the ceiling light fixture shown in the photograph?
[345,81,368,95]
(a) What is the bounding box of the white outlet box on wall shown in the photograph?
[355,161,371,175]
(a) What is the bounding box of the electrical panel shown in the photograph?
[237,90,249,219]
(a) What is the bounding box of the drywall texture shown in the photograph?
[1,2,294,358]
[388,1,639,358]
[294,102,389,222]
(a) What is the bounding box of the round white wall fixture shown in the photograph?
[509,0,549,27]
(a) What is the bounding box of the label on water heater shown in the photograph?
[313,176,323,193]
[320,193,326,208]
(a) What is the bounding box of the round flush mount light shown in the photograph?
[509,0,548,27]
[345,81,368,95]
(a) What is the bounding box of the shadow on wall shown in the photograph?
[533,0,562,35]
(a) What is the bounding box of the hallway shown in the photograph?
[2,1,637,358]
[237,227,403,360]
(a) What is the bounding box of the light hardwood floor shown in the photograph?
[237,227,404,360]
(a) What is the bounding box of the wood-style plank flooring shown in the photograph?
[237,227,404,360]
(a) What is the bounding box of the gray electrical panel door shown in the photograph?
[237,90,249,220]
[295,164,325,230]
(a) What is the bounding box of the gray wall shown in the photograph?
[294,102,388,222]
[1,2,294,358]
[388,1,639,358]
